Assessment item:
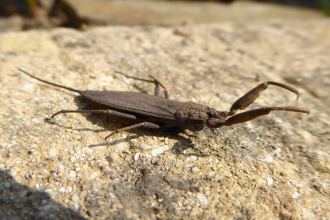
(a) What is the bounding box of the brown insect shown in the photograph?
[19,68,310,141]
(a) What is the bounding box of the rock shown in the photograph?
[1,11,329,219]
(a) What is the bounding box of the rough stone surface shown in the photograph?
[65,0,324,26]
[1,19,330,219]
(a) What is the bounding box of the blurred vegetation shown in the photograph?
[0,0,328,31]
[315,0,330,15]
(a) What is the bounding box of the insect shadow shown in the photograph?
[0,170,87,219]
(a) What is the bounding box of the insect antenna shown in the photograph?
[19,68,82,93]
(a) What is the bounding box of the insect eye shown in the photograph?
[207,112,215,117]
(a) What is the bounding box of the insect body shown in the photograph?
[19,68,309,141]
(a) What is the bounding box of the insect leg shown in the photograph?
[105,122,161,141]
[227,81,300,116]
[51,109,137,120]
[148,76,170,99]
[115,71,170,99]
[224,107,310,126]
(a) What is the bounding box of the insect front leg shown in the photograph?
[224,107,309,126]
[115,71,170,99]
[207,106,309,128]
[206,81,310,128]
[227,81,301,116]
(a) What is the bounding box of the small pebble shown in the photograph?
[260,148,281,164]
[151,158,158,164]
[59,187,65,193]
[197,193,209,205]
[73,203,79,211]
[28,149,37,155]
[115,141,129,151]
[45,189,52,194]
[70,156,76,163]
[3,182,10,189]
[80,191,88,200]
[49,147,57,157]
[134,153,140,161]
[22,82,35,92]
[191,167,200,173]
[89,172,100,180]
[82,147,93,155]
[58,163,65,171]
[275,118,283,123]
[190,156,197,161]
[139,143,151,150]
[260,155,273,163]
[68,171,76,179]
[292,192,300,199]
[72,194,80,202]
[66,186,72,193]
[151,145,169,157]
[267,177,274,186]
[207,171,216,178]
[17,190,27,198]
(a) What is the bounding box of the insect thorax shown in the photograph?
[174,102,210,126]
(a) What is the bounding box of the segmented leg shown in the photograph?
[225,107,310,126]
[228,81,300,116]
[105,122,161,141]
[51,109,137,120]
[206,81,310,128]
[115,71,170,99]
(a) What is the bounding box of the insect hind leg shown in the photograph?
[115,71,170,99]
[51,109,137,120]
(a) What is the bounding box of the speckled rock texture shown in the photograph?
[1,19,330,219]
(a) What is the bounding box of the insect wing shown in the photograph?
[81,91,179,120]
